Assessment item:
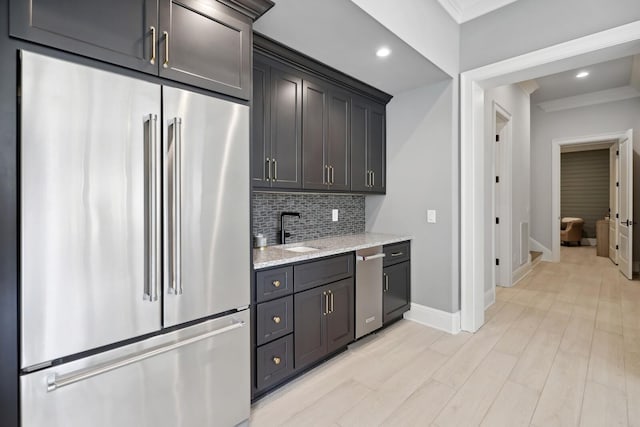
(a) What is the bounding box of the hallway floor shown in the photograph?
[250,246,640,426]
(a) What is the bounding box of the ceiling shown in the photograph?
[253,0,450,95]
[437,0,522,23]
[527,54,640,112]
[531,56,634,103]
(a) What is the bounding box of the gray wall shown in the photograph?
[561,150,610,238]
[252,192,365,246]
[366,78,459,313]
[460,0,640,71]
[530,97,640,263]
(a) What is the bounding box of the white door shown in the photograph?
[609,142,619,264]
[618,130,633,279]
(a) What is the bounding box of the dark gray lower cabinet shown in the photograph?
[382,241,411,324]
[253,254,355,399]
[294,278,354,370]
[256,335,294,391]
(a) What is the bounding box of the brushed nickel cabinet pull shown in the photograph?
[324,165,329,184]
[329,290,334,313]
[272,356,281,365]
[384,273,389,292]
[265,158,271,181]
[323,291,328,315]
[149,26,156,65]
[272,316,281,324]
[163,31,170,68]
[391,252,404,257]
[273,158,278,181]
[272,280,281,288]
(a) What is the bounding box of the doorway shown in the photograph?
[551,130,633,278]
[460,21,640,332]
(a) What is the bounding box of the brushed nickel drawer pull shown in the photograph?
[273,356,281,365]
[272,280,281,288]
[272,316,281,324]
[391,252,404,257]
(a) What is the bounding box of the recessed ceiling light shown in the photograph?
[376,47,391,58]
[576,71,590,78]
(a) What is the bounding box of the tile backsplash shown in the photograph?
[253,192,365,246]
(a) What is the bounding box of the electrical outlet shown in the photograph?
[427,210,436,223]
[332,209,339,222]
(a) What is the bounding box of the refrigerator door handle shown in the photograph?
[146,114,160,301]
[45,319,246,392]
[169,118,183,295]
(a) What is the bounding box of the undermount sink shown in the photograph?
[284,246,319,253]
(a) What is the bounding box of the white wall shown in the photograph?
[483,84,531,293]
[460,0,640,71]
[350,0,459,76]
[366,79,459,313]
[530,97,640,263]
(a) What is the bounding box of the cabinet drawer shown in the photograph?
[256,266,293,303]
[294,254,353,293]
[256,334,294,391]
[383,241,410,267]
[256,296,294,346]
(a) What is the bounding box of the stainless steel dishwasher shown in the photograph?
[355,246,385,339]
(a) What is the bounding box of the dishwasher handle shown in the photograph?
[356,253,386,262]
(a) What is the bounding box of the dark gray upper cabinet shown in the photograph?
[158,0,251,99]
[10,0,273,100]
[302,80,329,190]
[302,79,350,191]
[10,0,159,74]
[252,55,302,189]
[253,34,391,195]
[351,94,386,193]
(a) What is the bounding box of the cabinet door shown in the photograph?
[326,279,355,354]
[159,0,251,100]
[369,103,386,193]
[270,65,303,189]
[294,285,328,370]
[350,96,369,192]
[10,0,158,74]
[252,59,270,187]
[302,80,329,190]
[327,87,350,191]
[383,261,411,324]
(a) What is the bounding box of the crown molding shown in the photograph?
[437,0,520,24]
[537,85,640,112]
[437,0,464,24]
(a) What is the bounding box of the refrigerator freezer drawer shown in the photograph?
[21,310,250,427]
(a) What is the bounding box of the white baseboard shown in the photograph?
[511,261,532,286]
[403,303,461,334]
[485,287,496,309]
[529,237,552,261]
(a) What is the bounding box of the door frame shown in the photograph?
[551,132,626,262]
[491,102,512,298]
[460,20,640,332]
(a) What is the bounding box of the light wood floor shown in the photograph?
[250,246,640,426]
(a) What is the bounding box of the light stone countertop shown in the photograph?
[253,232,413,269]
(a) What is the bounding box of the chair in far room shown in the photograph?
[560,217,585,246]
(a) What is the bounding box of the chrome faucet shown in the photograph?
[280,212,300,244]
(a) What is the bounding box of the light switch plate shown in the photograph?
[332,209,339,222]
[427,210,436,223]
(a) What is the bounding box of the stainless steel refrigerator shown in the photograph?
[19,51,250,426]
